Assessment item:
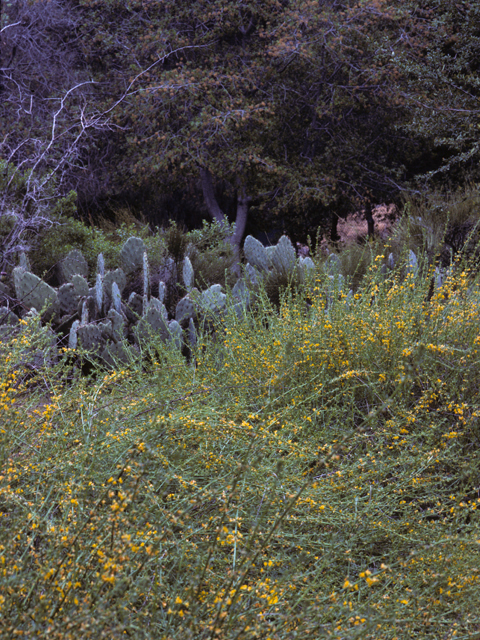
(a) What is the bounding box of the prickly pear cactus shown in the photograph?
[324,253,341,276]
[71,274,89,298]
[18,251,31,271]
[0,306,19,326]
[135,300,169,344]
[407,250,418,276]
[265,246,276,268]
[244,235,269,272]
[201,284,226,314]
[245,263,259,286]
[110,281,122,314]
[125,292,144,323]
[188,317,196,348]
[58,283,78,315]
[175,295,195,323]
[104,269,126,298]
[77,323,104,352]
[232,278,251,307]
[97,253,105,278]
[107,308,126,342]
[270,235,296,273]
[68,319,80,349]
[80,296,96,324]
[167,320,183,349]
[183,256,194,291]
[58,249,88,283]
[98,319,113,340]
[148,297,168,321]
[13,268,58,319]
[120,237,146,275]
[100,341,132,368]
[95,273,104,316]
[158,281,166,304]
[297,256,315,283]
[159,257,177,285]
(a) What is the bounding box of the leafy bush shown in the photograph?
[3,206,480,639]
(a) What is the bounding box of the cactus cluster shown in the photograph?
[2,231,427,373]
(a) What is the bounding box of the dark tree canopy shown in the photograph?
[1,0,479,244]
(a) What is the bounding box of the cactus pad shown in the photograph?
[167,320,183,349]
[0,306,19,326]
[244,236,269,272]
[103,268,126,297]
[77,323,104,352]
[68,320,80,349]
[13,268,58,319]
[125,292,144,323]
[270,235,296,273]
[100,341,133,368]
[183,256,194,290]
[135,300,169,344]
[120,237,146,275]
[58,249,88,283]
[201,284,226,314]
[110,281,122,314]
[107,308,126,342]
[175,295,195,323]
[58,283,78,315]
[71,274,89,298]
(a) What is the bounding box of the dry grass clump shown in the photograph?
[2,235,480,638]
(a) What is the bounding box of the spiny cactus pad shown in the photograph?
[104,269,126,297]
[58,283,78,315]
[270,235,296,273]
[188,317,196,348]
[167,320,183,349]
[232,278,250,307]
[324,253,341,276]
[71,274,89,298]
[120,237,146,275]
[201,284,226,314]
[110,281,122,314]
[77,323,104,352]
[13,268,58,319]
[135,301,169,343]
[100,341,133,368]
[68,319,80,349]
[58,249,88,283]
[183,256,194,290]
[98,319,113,340]
[297,256,315,283]
[95,273,104,315]
[159,258,177,285]
[0,306,19,326]
[125,292,143,323]
[244,235,269,272]
[97,253,105,278]
[176,295,195,323]
[107,308,126,342]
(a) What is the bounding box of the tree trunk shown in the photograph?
[232,179,249,246]
[200,167,228,226]
[364,200,375,238]
[199,166,249,248]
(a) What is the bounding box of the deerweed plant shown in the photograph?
[1,245,480,639]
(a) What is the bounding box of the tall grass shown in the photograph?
[2,245,480,638]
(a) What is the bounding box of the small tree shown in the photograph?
[75,0,423,244]
[0,0,123,270]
